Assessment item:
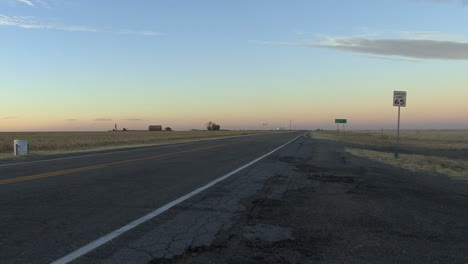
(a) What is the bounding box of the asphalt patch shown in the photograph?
[152,136,468,264]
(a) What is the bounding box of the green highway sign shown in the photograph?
[335,119,347,124]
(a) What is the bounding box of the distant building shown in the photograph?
[149,125,163,131]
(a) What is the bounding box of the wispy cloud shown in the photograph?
[15,0,34,7]
[355,55,422,63]
[11,0,50,8]
[64,119,77,122]
[95,118,112,122]
[0,15,163,35]
[34,0,50,8]
[399,31,468,42]
[0,15,97,32]
[1,116,17,119]
[255,29,468,61]
[303,37,468,60]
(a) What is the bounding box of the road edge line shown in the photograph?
[50,132,306,264]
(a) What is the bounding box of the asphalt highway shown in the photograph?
[0,131,304,264]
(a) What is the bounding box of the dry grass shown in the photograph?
[310,130,468,149]
[0,130,282,159]
[309,130,468,179]
[346,148,468,180]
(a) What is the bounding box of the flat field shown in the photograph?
[310,130,468,179]
[311,129,468,149]
[0,130,282,159]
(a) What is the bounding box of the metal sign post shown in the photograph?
[396,106,401,158]
[335,119,347,136]
[393,91,407,159]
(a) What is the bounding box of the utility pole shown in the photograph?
[289,120,292,131]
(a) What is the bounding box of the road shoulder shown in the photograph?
[79,137,468,264]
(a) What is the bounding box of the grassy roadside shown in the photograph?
[310,129,468,149]
[309,130,468,180]
[0,130,284,160]
[346,148,468,180]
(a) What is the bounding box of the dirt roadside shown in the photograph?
[150,137,468,264]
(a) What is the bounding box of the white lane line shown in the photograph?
[50,133,306,264]
[0,132,287,168]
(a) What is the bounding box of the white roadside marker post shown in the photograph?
[14,140,29,156]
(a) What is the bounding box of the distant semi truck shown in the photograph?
[149,125,162,131]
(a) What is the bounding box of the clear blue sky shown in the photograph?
[1,0,468,131]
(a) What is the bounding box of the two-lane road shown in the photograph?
[0,131,304,264]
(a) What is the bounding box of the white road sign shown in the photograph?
[393,91,407,107]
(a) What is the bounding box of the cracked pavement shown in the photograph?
[81,135,468,264]
[77,135,322,263]
[79,145,301,263]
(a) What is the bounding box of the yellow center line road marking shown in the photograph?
[0,144,226,185]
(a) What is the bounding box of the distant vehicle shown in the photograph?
[149,125,163,131]
[164,127,172,131]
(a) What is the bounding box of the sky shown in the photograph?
[1,0,468,131]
